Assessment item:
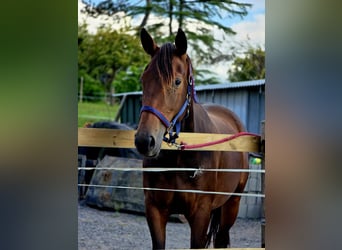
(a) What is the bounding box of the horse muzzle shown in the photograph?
[134,130,163,157]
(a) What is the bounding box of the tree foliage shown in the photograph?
[228,46,265,82]
[78,24,149,100]
[81,0,251,66]
[113,66,143,93]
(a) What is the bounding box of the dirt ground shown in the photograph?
[78,202,262,249]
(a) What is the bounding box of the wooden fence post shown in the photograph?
[260,120,265,248]
[79,76,84,103]
[114,94,127,122]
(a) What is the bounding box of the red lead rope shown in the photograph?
[179,132,260,150]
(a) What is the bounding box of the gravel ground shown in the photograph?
[78,202,261,249]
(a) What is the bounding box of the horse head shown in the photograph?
[135,28,192,157]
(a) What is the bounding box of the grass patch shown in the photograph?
[78,101,119,127]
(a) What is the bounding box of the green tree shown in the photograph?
[81,0,251,66]
[113,65,144,93]
[78,24,105,101]
[228,46,265,82]
[78,24,149,103]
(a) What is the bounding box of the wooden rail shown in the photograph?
[78,128,260,152]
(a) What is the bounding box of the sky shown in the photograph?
[78,0,265,81]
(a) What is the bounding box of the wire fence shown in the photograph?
[78,164,265,198]
[78,183,265,198]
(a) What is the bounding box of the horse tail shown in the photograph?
[205,208,221,248]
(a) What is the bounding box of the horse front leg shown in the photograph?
[214,191,245,248]
[187,207,211,249]
[145,200,169,250]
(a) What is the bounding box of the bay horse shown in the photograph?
[134,28,249,249]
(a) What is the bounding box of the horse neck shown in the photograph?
[181,100,215,135]
[181,57,202,133]
[181,99,196,132]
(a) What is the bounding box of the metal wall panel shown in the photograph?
[120,95,141,126]
[196,88,252,132]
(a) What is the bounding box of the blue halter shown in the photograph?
[140,65,197,144]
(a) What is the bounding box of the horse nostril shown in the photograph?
[149,136,155,150]
[135,133,157,156]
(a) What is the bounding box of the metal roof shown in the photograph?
[113,79,265,97]
[113,91,142,97]
[195,79,265,92]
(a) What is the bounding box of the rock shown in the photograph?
[85,156,145,213]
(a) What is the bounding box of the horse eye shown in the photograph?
[175,79,182,86]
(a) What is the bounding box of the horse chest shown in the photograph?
[143,168,212,206]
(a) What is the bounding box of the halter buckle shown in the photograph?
[166,122,174,134]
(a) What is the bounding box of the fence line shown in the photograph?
[78,123,265,248]
[77,128,265,198]
[78,166,265,173]
[78,94,116,99]
[78,114,114,119]
[79,183,265,198]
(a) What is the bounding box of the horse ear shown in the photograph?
[140,28,158,57]
[175,28,187,56]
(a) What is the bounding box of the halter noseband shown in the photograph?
[140,64,197,144]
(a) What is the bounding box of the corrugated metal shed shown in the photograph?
[195,79,265,134]
[114,79,265,134]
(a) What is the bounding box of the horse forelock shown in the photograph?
[155,42,175,84]
[146,42,192,88]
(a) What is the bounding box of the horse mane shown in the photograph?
[155,42,175,84]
